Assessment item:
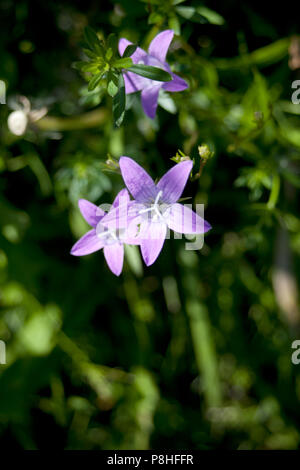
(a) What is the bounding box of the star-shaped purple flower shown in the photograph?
[119,30,188,119]
[103,157,212,267]
[70,189,139,276]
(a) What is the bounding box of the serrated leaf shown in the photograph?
[113,57,133,69]
[122,44,138,58]
[107,71,119,97]
[128,64,172,81]
[84,26,105,56]
[88,73,103,91]
[113,73,126,127]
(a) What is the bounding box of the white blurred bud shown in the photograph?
[7,110,28,136]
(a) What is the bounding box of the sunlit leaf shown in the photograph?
[113,57,133,69]
[107,71,119,97]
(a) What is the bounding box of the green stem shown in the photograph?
[36,108,108,131]
[267,173,280,210]
[182,267,222,408]
[186,299,222,408]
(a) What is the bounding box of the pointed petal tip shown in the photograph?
[104,244,124,277]
[112,269,122,276]
[78,198,87,210]
[70,246,81,257]
[149,30,174,63]
[77,198,104,227]
[144,256,154,267]
[106,262,122,276]
[157,159,193,204]
[118,37,130,56]
[205,221,212,232]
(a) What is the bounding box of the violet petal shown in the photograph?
[71,229,105,256]
[140,221,167,266]
[157,160,193,204]
[141,84,161,119]
[78,199,105,228]
[103,244,124,276]
[162,72,188,92]
[119,156,157,203]
[118,38,146,63]
[122,71,146,94]
[148,29,174,63]
[166,203,212,233]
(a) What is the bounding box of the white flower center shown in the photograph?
[96,225,125,245]
[138,191,169,223]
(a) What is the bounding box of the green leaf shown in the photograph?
[72,61,89,71]
[81,62,102,73]
[196,6,225,25]
[148,12,164,24]
[158,90,177,114]
[107,71,119,97]
[139,0,161,4]
[107,33,118,54]
[88,73,103,91]
[122,44,138,58]
[113,73,126,127]
[175,5,224,25]
[175,6,196,20]
[128,64,172,81]
[84,26,105,56]
[214,38,289,70]
[83,48,97,59]
[113,57,133,69]
[168,15,181,35]
[73,60,102,74]
[105,48,113,61]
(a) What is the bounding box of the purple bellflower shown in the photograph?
[102,157,212,267]
[119,30,188,119]
[71,189,140,276]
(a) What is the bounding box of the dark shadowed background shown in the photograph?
[0,0,300,449]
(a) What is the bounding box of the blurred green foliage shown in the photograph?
[0,0,300,450]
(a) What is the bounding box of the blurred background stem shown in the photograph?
[182,265,222,409]
[36,108,108,131]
